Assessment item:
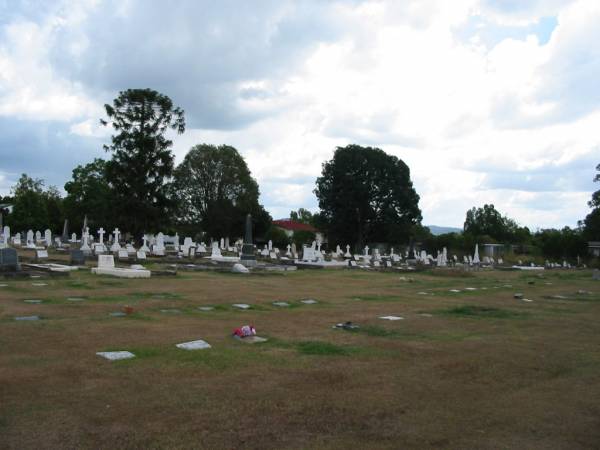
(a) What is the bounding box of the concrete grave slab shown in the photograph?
[24,299,42,304]
[176,340,211,350]
[235,336,268,344]
[67,297,86,302]
[232,303,251,309]
[301,299,318,304]
[198,306,215,311]
[31,282,47,286]
[272,301,290,307]
[15,315,40,321]
[379,315,404,320]
[449,289,461,293]
[160,309,181,313]
[96,351,135,361]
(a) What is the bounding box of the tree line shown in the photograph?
[1,87,599,260]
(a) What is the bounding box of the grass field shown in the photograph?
[1,266,600,449]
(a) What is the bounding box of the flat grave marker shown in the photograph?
[379,315,404,320]
[232,303,251,310]
[15,315,40,321]
[235,336,268,344]
[301,299,318,304]
[176,340,211,350]
[96,351,135,361]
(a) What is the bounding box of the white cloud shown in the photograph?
[1,0,599,231]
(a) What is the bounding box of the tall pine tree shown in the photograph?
[101,89,185,237]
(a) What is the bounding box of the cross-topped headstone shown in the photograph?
[110,228,121,252]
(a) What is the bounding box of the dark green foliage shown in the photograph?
[290,208,314,225]
[172,144,271,239]
[582,163,600,240]
[6,174,63,232]
[535,227,587,259]
[64,159,113,232]
[101,88,185,237]
[464,204,531,244]
[264,226,290,248]
[291,229,316,247]
[315,145,422,249]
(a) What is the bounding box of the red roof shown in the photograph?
[273,220,317,232]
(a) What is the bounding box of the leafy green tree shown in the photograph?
[101,88,185,236]
[534,227,586,259]
[464,204,530,244]
[64,159,113,232]
[315,144,421,249]
[583,163,600,240]
[7,174,50,231]
[291,229,316,248]
[173,144,271,239]
[290,208,313,224]
[264,226,290,248]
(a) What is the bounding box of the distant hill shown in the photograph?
[426,225,462,236]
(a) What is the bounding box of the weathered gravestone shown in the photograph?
[0,248,19,271]
[593,269,600,281]
[240,214,257,267]
[35,250,49,261]
[70,249,85,265]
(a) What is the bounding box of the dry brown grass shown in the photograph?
[1,265,600,449]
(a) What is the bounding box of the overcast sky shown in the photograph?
[1,0,599,229]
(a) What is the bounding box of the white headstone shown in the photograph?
[344,245,351,258]
[473,244,480,264]
[211,242,222,258]
[268,240,273,251]
[98,254,115,269]
[81,227,92,253]
[110,228,121,252]
[44,229,52,247]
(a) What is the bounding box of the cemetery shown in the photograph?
[1,220,600,448]
[2,4,600,445]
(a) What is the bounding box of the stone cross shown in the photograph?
[364,246,369,256]
[113,228,120,243]
[98,228,105,244]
